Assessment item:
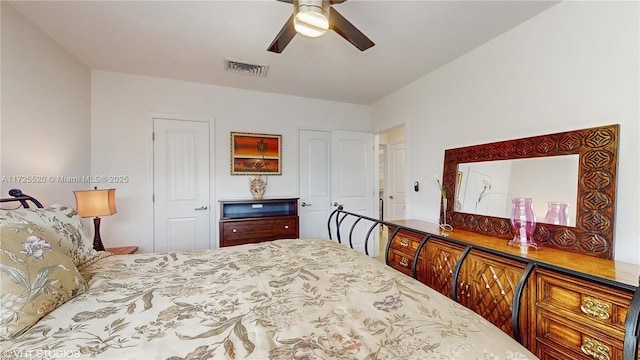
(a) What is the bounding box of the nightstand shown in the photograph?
[106,246,139,255]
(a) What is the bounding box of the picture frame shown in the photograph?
[230,132,282,175]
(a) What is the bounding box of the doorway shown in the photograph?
[377,125,406,261]
[298,129,378,256]
[152,117,211,252]
[378,125,406,222]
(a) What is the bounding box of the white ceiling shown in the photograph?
[9,0,559,105]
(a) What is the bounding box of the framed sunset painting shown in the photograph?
[230,132,282,175]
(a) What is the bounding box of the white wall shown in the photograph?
[371,1,639,264]
[1,2,91,207]
[3,0,637,264]
[91,71,371,252]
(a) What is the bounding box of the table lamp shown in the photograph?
[74,187,117,251]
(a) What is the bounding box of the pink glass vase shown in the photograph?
[508,198,538,250]
[543,202,569,225]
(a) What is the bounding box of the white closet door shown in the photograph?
[153,118,210,252]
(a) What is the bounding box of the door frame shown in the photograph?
[377,125,407,222]
[387,141,406,221]
[148,112,216,249]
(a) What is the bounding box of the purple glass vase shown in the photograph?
[508,198,538,250]
[543,202,569,225]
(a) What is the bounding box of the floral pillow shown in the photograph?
[0,204,99,268]
[0,224,88,339]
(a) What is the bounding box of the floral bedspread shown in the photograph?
[0,238,537,360]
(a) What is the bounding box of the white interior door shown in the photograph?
[330,130,377,255]
[388,142,406,220]
[299,130,331,238]
[153,118,210,252]
[299,130,377,255]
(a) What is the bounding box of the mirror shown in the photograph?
[441,124,619,259]
[455,155,579,224]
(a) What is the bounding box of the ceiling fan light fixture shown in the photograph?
[294,3,329,38]
[268,0,374,53]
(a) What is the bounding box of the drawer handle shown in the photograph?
[459,281,466,295]
[284,225,289,229]
[580,297,611,320]
[399,257,409,267]
[459,282,470,297]
[232,229,237,233]
[400,238,409,247]
[580,337,610,360]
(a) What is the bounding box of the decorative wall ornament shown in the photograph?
[441,124,619,259]
[231,132,282,175]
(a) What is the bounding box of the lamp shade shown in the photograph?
[74,188,117,218]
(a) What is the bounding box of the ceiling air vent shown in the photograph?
[224,59,269,77]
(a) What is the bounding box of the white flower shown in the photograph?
[20,235,53,260]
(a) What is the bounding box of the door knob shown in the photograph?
[389,195,394,199]
[194,206,208,210]
[301,202,312,207]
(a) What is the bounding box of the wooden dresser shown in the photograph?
[386,220,640,360]
[219,198,299,247]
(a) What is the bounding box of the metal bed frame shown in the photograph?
[0,192,637,359]
[0,188,44,209]
[327,205,640,359]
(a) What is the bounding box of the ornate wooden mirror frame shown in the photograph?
[441,124,619,259]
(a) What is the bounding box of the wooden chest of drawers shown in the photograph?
[458,249,529,341]
[386,228,427,282]
[384,219,640,360]
[221,217,298,246]
[535,268,633,360]
[424,238,464,296]
[219,198,299,247]
[387,225,528,340]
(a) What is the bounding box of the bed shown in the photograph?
[0,190,537,359]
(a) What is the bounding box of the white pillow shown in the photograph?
[0,204,99,268]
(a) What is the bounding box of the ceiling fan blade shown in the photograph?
[329,8,374,51]
[276,0,293,3]
[267,14,296,53]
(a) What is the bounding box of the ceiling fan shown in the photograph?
[267,0,375,53]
